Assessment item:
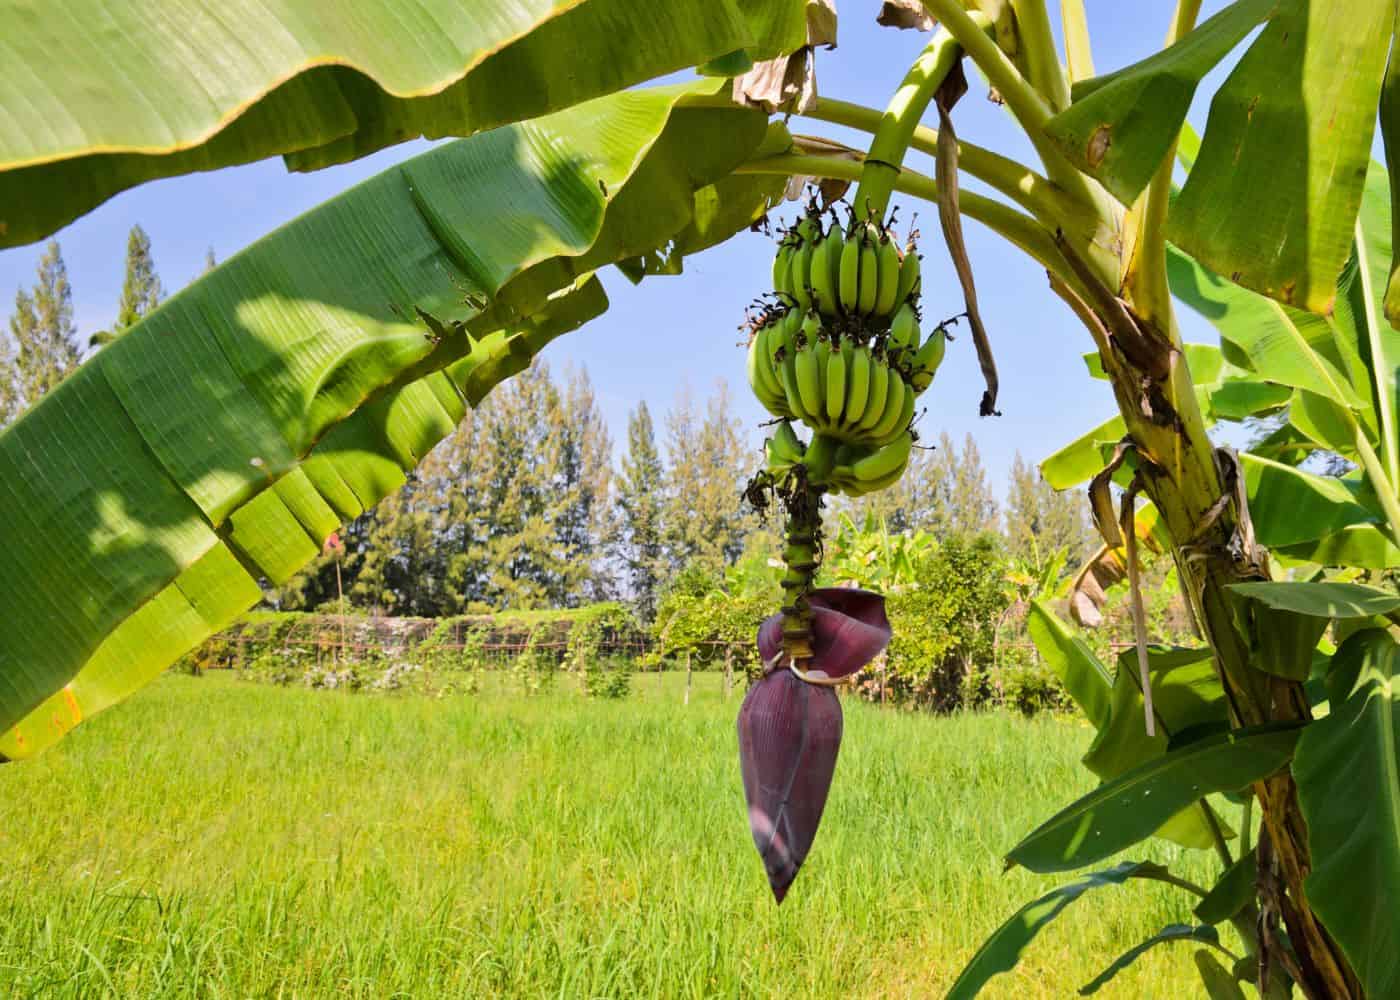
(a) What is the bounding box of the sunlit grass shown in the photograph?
[0,671,1221,997]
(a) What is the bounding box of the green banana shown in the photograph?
[869,371,907,442]
[760,321,790,401]
[791,238,814,310]
[825,342,847,423]
[773,308,799,360]
[857,226,879,315]
[836,458,906,497]
[748,324,788,417]
[910,328,947,392]
[894,243,920,305]
[765,420,806,473]
[793,344,824,422]
[802,432,840,483]
[809,234,839,316]
[873,386,915,447]
[857,359,890,433]
[851,430,913,484]
[873,233,901,317]
[812,334,828,417]
[888,301,919,357]
[844,346,872,429]
[772,235,795,298]
[781,352,815,425]
[838,226,861,314]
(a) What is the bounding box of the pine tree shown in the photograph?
[946,433,998,536]
[663,383,755,575]
[613,401,667,621]
[1003,451,1091,572]
[1,241,81,424]
[115,225,164,331]
[552,367,613,604]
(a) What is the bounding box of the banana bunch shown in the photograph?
[774,215,921,321]
[750,206,952,502]
[762,420,915,499]
[747,304,948,446]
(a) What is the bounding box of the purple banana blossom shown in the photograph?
[757,588,892,680]
[739,588,891,902]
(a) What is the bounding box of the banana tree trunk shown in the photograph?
[1049,261,1362,999]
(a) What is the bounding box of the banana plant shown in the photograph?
[4,1,1400,996]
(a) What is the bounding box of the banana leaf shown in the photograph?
[1043,0,1277,206]
[0,0,805,248]
[1294,629,1400,1000]
[1169,0,1395,313]
[0,83,782,759]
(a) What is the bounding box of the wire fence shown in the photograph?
[197,611,1184,674]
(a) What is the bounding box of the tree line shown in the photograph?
[277,363,1092,621]
[2,230,1091,621]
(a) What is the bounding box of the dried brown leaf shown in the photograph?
[876,0,936,31]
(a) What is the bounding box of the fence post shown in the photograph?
[684,651,692,706]
[723,647,733,700]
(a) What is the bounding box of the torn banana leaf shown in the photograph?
[0,83,777,759]
[0,0,806,247]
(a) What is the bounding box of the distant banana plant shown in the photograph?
[3,2,1399,997]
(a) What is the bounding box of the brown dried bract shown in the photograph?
[876,0,936,32]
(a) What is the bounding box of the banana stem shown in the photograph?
[1010,0,1071,112]
[779,486,824,663]
[734,154,1071,289]
[803,97,1081,227]
[851,24,978,222]
[1121,0,1201,329]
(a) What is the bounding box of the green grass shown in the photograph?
[0,671,1225,998]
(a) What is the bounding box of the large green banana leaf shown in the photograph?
[0,0,805,249]
[1044,0,1392,313]
[1169,0,1395,313]
[1042,0,1276,206]
[1294,629,1400,1000]
[1025,602,1227,851]
[0,83,782,759]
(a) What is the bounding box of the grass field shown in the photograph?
[0,671,1224,998]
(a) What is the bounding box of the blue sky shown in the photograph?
[0,3,1238,497]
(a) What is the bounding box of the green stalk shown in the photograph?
[919,0,1120,283]
[849,24,975,223]
[734,154,1067,282]
[1010,0,1071,112]
[1059,0,1095,82]
[1353,427,1400,549]
[802,97,1081,226]
[1121,0,1201,330]
[1355,215,1399,487]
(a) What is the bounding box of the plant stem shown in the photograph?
[850,25,972,222]
[1010,0,1071,111]
[918,0,1119,281]
[920,0,1052,135]
[1135,869,1209,898]
[1353,426,1400,549]
[1121,0,1201,329]
[1356,215,1400,487]
[1059,0,1095,82]
[803,97,1080,226]
[1202,800,1234,871]
[734,154,1067,282]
